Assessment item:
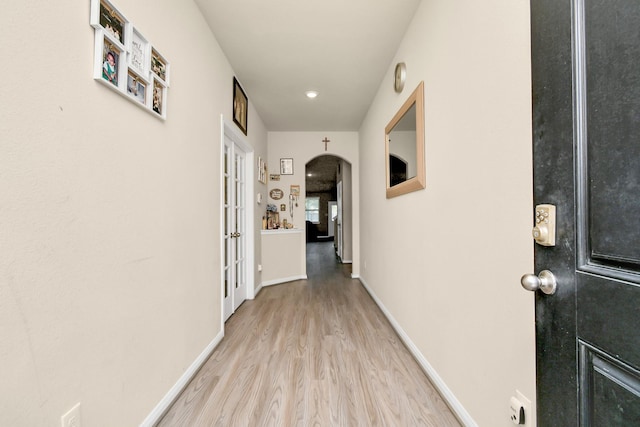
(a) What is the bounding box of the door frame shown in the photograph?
[336,180,343,260]
[219,115,255,329]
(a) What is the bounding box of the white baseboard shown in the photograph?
[261,275,307,287]
[140,331,224,426]
[351,273,360,279]
[358,276,477,427]
[253,282,263,298]
[341,259,353,264]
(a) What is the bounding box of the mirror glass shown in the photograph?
[385,81,425,198]
[388,103,417,186]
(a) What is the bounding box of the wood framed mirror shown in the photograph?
[385,81,425,198]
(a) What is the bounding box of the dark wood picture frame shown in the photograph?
[233,77,248,135]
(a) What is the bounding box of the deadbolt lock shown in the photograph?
[532,204,556,246]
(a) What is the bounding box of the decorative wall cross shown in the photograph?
[322,137,330,151]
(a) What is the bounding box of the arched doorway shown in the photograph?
[305,155,352,263]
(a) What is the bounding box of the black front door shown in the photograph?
[531,0,640,425]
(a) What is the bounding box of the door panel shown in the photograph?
[580,342,640,425]
[223,135,247,321]
[531,0,640,424]
[583,0,640,268]
[233,149,246,310]
[531,0,577,423]
[223,143,232,320]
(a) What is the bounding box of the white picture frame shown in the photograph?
[94,30,124,90]
[257,157,267,184]
[151,48,170,86]
[128,28,150,77]
[152,78,167,119]
[91,0,127,47]
[127,69,148,105]
[90,0,170,119]
[280,158,294,175]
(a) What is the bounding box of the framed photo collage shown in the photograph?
[90,0,170,119]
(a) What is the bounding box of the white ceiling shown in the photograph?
[194,0,422,131]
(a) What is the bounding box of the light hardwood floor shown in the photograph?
[158,242,461,426]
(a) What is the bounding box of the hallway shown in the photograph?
[158,242,460,426]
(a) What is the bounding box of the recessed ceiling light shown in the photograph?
[305,91,318,99]
[307,173,313,177]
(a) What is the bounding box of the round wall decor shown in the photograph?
[269,188,284,200]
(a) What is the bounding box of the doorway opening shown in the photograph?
[220,116,255,325]
[305,155,352,264]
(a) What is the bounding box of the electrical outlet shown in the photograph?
[61,403,81,427]
[258,264,262,272]
[516,390,533,427]
[510,397,524,424]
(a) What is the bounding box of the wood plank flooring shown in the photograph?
[157,242,461,426]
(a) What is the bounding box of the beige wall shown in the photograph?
[260,230,306,285]
[266,132,360,277]
[0,1,266,425]
[358,0,536,425]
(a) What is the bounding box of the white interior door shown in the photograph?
[327,201,337,237]
[223,134,247,321]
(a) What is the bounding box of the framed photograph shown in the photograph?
[267,211,280,229]
[257,157,267,184]
[127,71,146,104]
[152,79,165,116]
[129,28,150,75]
[233,77,248,135]
[290,185,300,197]
[151,48,169,84]
[101,36,121,87]
[280,158,293,175]
[270,174,281,181]
[95,0,125,44]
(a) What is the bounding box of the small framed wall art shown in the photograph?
[257,156,267,184]
[280,158,293,175]
[126,70,146,104]
[96,0,125,44]
[267,211,280,229]
[129,28,150,76]
[100,35,122,88]
[233,77,248,135]
[151,48,169,84]
[270,188,284,200]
